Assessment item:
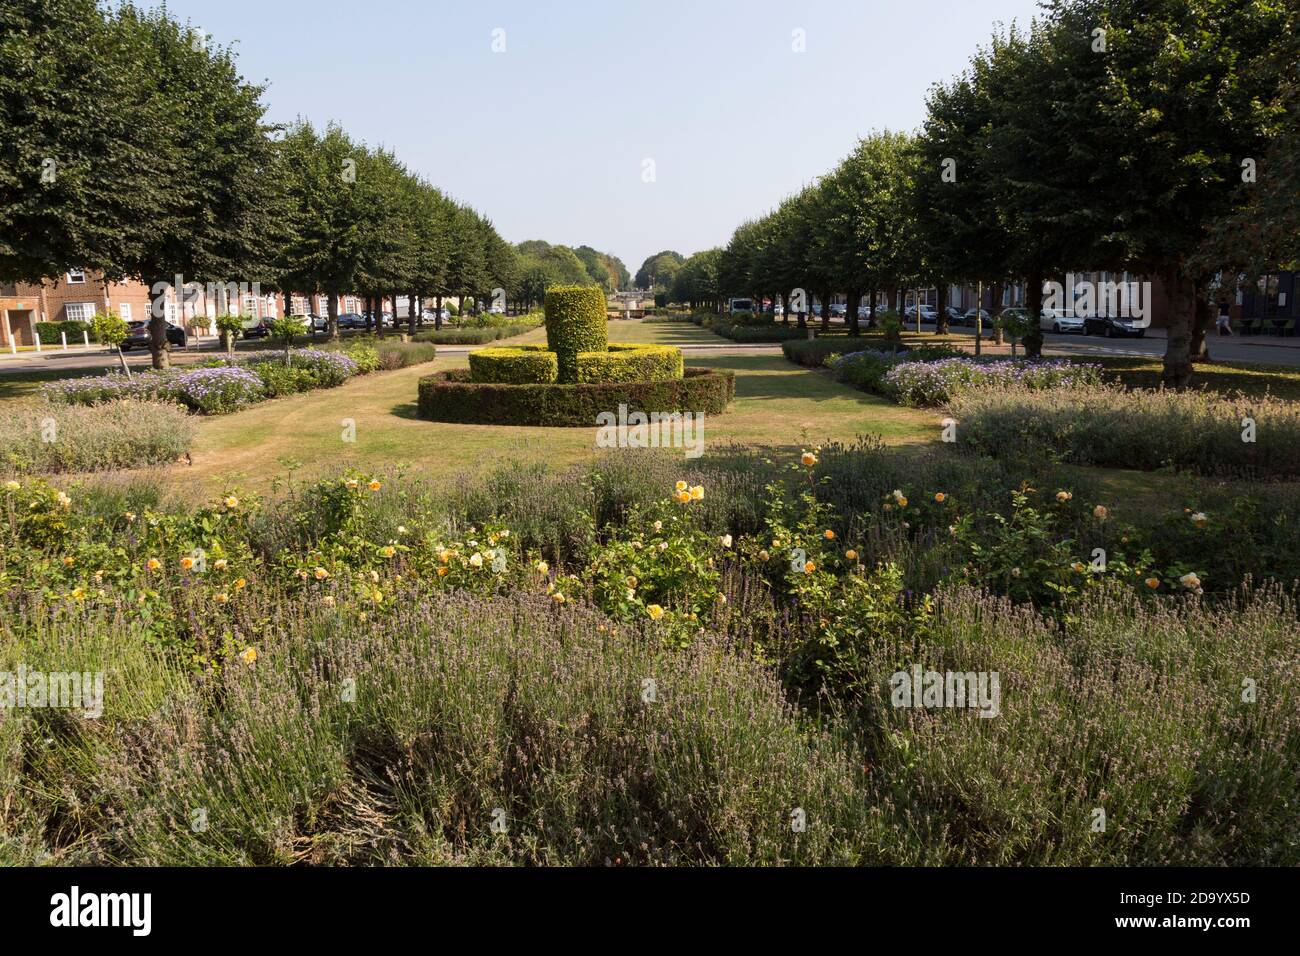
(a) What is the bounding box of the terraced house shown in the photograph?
[1,271,375,348]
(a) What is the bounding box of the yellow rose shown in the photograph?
[240,647,258,664]
[1144,578,1160,589]
[675,480,688,492]
[845,549,858,561]
[368,480,382,491]
[647,604,665,620]
[689,485,704,501]
[801,452,818,467]
[145,558,161,571]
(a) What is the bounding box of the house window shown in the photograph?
[66,270,86,284]
[242,295,261,318]
[118,303,132,322]
[65,302,96,323]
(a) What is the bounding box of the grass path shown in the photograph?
[175,347,935,494]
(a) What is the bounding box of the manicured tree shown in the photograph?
[1191,77,1300,288]
[266,315,301,367]
[0,0,171,285]
[444,204,489,317]
[214,312,244,357]
[1037,0,1291,386]
[108,4,285,369]
[357,149,420,337]
[275,121,370,341]
[90,310,131,378]
[544,285,607,383]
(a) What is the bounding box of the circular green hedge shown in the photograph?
[544,285,608,382]
[469,343,683,386]
[418,367,735,426]
[577,344,683,383]
[469,345,557,384]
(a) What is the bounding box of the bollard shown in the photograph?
[83,330,91,349]
[34,335,41,352]
[61,331,68,350]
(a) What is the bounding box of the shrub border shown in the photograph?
[417,367,735,426]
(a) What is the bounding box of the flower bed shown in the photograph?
[883,357,1103,407]
[950,382,1300,479]
[39,341,414,415]
[0,398,195,473]
[418,367,734,426]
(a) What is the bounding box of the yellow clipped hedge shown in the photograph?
[468,345,558,384]
[469,343,683,385]
[544,285,609,382]
[576,344,683,384]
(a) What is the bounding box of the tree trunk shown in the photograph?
[149,280,171,370]
[868,290,878,328]
[990,281,1005,345]
[1189,279,1213,363]
[819,290,831,332]
[327,292,339,340]
[1162,265,1194,388]
[847,288,861,335]
[935,280,949,334]
[435,294,444,330]
[1022,268,1045,358]
[408,293,418,336]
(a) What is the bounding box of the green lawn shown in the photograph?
[173,348,934,494]
[1090,355,1300,400]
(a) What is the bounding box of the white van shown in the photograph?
[728,298,754,315]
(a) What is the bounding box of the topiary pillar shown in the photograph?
[544,285,607,383]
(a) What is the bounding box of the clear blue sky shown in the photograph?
[160,0,1045,276]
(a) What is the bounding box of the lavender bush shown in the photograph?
[42,346,367,414]
[0,399,194,474]
[883,357,1104,407]
[950,382,1300,479]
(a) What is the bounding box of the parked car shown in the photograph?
[829,302,847,317]
[336,312,366,329]
[904,305,938,323]
[728,298,754,315]
[359,310,392,328]
[944,305,966,326]
[120,320,186,350]
[1039,308,1084,333]
[1083,314,1146,338]
[242,318,271,339]
[960,308,992,327]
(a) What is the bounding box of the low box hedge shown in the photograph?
[36,320,95,345]
[469,345,559,383]
[418,367,735,427]
[576,344,683,384]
